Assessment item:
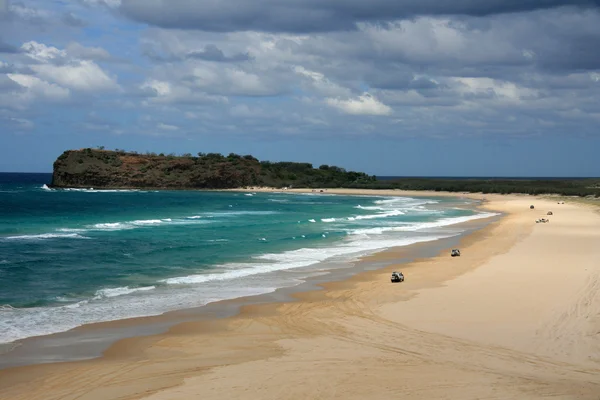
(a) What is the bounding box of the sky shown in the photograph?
[1,0,600,176]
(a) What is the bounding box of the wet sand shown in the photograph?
[1,193,599,399]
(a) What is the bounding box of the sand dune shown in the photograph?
[1,194,599,399]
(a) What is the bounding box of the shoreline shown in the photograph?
[2,193,600,399]
[0,191,495,369]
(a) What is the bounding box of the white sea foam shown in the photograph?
[308,219,316,223]
[353,210,406,220]
[87,217,212,232]
[62,188,143,193]
[203,211,278,217]
[94,286,156,299]
[3,233,91,241]
[161,232,455,286]
[40,184,52,191]
[349,212,499,235]
[321,218,336,222]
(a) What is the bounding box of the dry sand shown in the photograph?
[1,192,599,399]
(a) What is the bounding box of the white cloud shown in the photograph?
[31,60,118,92]
[452,77,539,103]
[8,3,54,22]
[140,79,228,104]
[81,0,121,7]
[66,42,111,61]
[326,93,392,116]
[16,41,120,93]
[21,41,67,62]
[9,117,34,130]
[157,122,179,131]
[294,66,352,97]
[7,74,71,100]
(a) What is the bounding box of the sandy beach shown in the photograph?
[1,191,599,399]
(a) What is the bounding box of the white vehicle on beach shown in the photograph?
[391,271,404,283]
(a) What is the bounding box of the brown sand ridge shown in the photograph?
[1,192,599,399]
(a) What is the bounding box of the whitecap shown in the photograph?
[3,233,91,241]
[94,286,156,299]
[349,212,499,235]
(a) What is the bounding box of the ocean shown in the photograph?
[0,173,497,345]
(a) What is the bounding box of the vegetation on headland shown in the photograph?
[51,148,377,189]
[51,148,600,197]
[351,177,600,198]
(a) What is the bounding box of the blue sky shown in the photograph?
[1,0,599,176]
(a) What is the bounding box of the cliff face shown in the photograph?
[51,149,376,189]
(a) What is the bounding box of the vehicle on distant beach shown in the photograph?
[391,272,404,283]
[547,211,553,215]
[536,218,550,223]
[451,249,461,257]
[530,205,535,209]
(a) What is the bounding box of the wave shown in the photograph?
[349,212,499,235]
[3,233,91,241]
[41,184,52,191]
[203,211,278,217]
[161,233,455,286]
[93,286,156,299]
[321,218,336,222]
[353,210,405,220]
[57,188,146,193]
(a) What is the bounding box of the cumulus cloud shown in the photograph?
[30,61,118,91]
[326,93,392,116]
[6,74,70,101]
[1,40,119,111]
[65,42,112,61]
[187,44,251,62]
[62,12,87,27]
[19,41,119,91]
[139,79,228,104]
[82,0,121,8]
[157,122,178,131]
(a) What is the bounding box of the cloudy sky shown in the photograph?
[1,0,599,175]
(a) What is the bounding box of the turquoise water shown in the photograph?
[0,174,497,343]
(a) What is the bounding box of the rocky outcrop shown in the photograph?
[50,149,376,189]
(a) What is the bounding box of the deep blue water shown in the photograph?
[0,173,496,343]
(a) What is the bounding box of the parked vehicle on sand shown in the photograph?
[391,272,404,283]
[451,249,461,257]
